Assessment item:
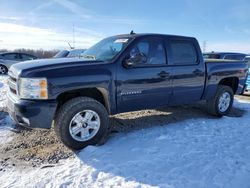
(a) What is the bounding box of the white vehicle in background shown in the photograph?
[53,49,86,58]
[0,52,38,74]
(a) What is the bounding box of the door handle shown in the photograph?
[158,71,170,78]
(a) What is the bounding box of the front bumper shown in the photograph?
[7,92,57,129]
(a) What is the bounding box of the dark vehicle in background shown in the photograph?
[7,33,248,150]
[244,55,250,67]
[0,52,38,74]
[203,52,246,60]
[53,49,85,58]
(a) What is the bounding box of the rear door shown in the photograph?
[167,38,206,105]
[116,36,172,113]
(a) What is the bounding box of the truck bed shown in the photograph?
[203,58,248,99]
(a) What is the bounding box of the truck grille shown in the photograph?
[8,72,18,96]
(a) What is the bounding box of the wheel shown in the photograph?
[54,97,109,150]
[0,65,8,74]
[207,85,234,117]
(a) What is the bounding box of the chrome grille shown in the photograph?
[8,71,18,96]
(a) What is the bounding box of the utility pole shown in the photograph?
[202,40,207,53]
[73,24,75,49]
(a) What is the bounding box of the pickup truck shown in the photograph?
[6,33,248,150]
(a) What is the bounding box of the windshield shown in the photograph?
[81,37,131,61]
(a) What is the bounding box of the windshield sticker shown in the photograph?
[114,39,129,43]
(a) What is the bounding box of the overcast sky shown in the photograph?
[0,0,250,53]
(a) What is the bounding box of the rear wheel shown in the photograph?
[0,65,8,74]
[207,85,234,117]
[54,97,109,150]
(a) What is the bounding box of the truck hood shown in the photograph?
[9,58,103,77]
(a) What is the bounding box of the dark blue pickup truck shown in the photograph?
[7,33,248,149]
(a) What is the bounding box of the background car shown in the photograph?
[53,49,85,58]
[244,55,250,66]
[203,52,246,60]
[53,50,69,58]
[0,52,38,74]
[244,56,250,92]
[67,49,85,58]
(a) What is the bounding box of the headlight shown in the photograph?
[19,78,48,99]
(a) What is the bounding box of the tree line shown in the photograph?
[0,48,59,58]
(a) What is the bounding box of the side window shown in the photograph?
[130,41,149,59]
[169,41,198,65]
[129,38,166,65]
[21,54,35,61]
[2,53,21,61]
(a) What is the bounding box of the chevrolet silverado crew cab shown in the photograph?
[7,33,248,150]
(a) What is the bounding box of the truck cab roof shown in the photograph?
[113,33,196,40]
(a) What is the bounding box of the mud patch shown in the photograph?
[0,126,73,169]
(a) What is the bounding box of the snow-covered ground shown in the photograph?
[0,75,15,145]
[1,75,250,188]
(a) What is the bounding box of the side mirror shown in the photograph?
[123,52,147,68]
[123,59,134,68]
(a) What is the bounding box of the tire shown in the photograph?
[54,97,109,150]
[0,65,8,74]
[207,85,234,117]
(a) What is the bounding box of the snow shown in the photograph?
[1,75,250,188]
[0,75,8,109]
[0,75,14,144]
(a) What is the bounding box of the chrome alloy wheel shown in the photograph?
[69,110,100,142]
[218,92,231,112]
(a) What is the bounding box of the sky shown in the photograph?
[0,0,250,53]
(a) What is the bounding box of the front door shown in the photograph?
[116,36,172,113]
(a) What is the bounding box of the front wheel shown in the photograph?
[207,85,234,117]
[54,97,109,150]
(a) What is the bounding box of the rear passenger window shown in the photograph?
[170,41,198,65]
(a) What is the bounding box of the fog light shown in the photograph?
[22,117,30,125]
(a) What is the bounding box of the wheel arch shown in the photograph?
[218,77,239,94]
[56,87,111,114]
